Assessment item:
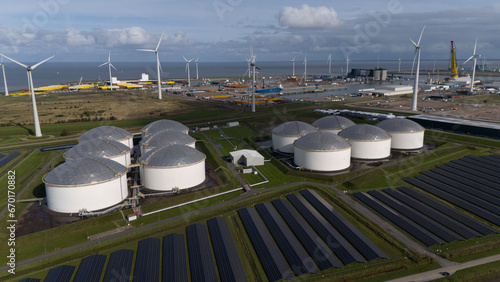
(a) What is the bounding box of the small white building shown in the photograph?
[359,85,413,96]
[229,150,264,166]
[227,121,240,127]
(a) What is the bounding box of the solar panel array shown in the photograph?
[0,152,20,168]
[186,223,219,282]
[134,237,161,282]
[163,233,188,282]
[353,185,498,247]
[103,249,134,282]
[403,154,500,227]
[44,265,75,282]
[73,254,107,282]
[16,279,41,282]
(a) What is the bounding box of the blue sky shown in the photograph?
[1,0,499,62]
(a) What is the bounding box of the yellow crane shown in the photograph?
[450,41,458,78]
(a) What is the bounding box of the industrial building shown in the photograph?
[377,119,425,150]
[141,119,189,138]
[339,124,392,159]
[272,121,317,153]
[358,85,413,96]
[140,129,196,154]
[139,144,206,191]
[78,126,133,149]
[294,132,351,171]
[64,139,132,167]
[348,68,387,81]
[312,116,356,134]
[229,150,265,166]
[43,157,128,213]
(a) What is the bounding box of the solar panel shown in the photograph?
[271,199,343,270]
[103,249,134,282]
[237,207,294,281]
[74,254,107,282]
[422,170,500,199]
[134,238,160,282]
[384,188,480,239]
[481,155,500,165]
[438,164,499,189]
[404,177,500,226]
[207,217,248,282]
[455,157,500,175]
[398,186,497,236]
[255,203,320,276]
[16,279,41,282]
[0,152,21,168]
[353,192,442,247]
[300,189,388,260]
[286,193,365,264]
[368,190,461,243]
[44,265,76,282]
[186,223,219,282]
[163,234,188,282]
[445,162,500,185]
[463,156,500,172]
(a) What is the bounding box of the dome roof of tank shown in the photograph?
[140,130,196,148]
[272,121,317,137]
[339,124,392,141]
[376,119,425,133]
[44,157,127,186]
[294,132,351,151]
[65,139,130,160]
[312,116,356,130]
[78,126,132,142]
[139,144,205,168]
[142,120,188,135]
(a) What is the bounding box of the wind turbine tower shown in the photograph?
[327,54,332,74]
[410,26,425,111]
[1,54,54,137]
[183,56,193,87]
[1,54,8,96]
[137,32,164,99]
[398,57,401,73]
[303,56,307,82]
[98,52,117,90]
[291,57,295,77]
[346,56,350,77]
[250,49,256,112]
[195,57,199,80]
[463,37,480,93]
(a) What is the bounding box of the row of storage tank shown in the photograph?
[272,116,425,172]
[43,120,207,213]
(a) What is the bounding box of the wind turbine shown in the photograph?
[1,54,8,96]
[432,53,436,74]
[183,56,193,87]
[98,52,117,90]
[195,57,199,80]
[410,26,425,111]
[249,48,256,112]
[463,37,480,93]
[137,32,164,99]
[303,55,307,81]
[291,57,295,77]
[327,54,332,74]
[398,57,401,73]
[345,56,350,77]
[0,53,54,137]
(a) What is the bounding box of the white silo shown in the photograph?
[141,119,189,139]
[294,132,351,171]
[376,119,425,150]
[272,121,317,153]
[140,129,196,155]
[43,157,128,213]
[64,139,132,167]
[339,124,392,159]
[312,116,356,134]
[78,126,133,149]
[139,144,206,191]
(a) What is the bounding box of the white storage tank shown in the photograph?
[140,144,206,191]
[141,119,189,139]
[339,124,392,159]
[312,116,356,134]
[78,126,133,149]
[64,139,132,167]
[43,157,128,213]
[140,129,196,155]
[294,132,351,171]
[272,121,317,153]
[376,119,425,150]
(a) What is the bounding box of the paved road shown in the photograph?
[387,254,500,282]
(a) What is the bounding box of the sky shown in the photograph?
[0,0,499,63]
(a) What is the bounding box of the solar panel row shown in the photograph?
[452,159,500,178]
[286,193,365,264]
[255,203,320,276]
[238,207,294,281]
[463,156,500,173]
[103,249,134,282]
[186,223,219,282]
[384,188,481,239]
[300,189,388,260]
[0,152,21,168]
[134,237,161,282]
[163,234,189,282]
[438,164,498,189]
[353,192,442,247]
[443,162,500,188]
[44,265,75,282]
[207,217,248,282]
[368,190,461,243]
[404,177,500,226]
[271,199,344,270]
[74,254,107,282]
[16,279,40,282]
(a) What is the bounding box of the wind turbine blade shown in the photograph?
[292,57,295,62]
[462,56,473,65]
[137,49,155,52]
[159,63,163,74]
[31,55,55,70]
[110,63,117,71]
[183,55,187,62]
[409,38,418,48]
[411,50,417,76]
[195,57,199,63]
[0,53,29,69]
[98,62,107,68]
[156,32,164,51]
[108,52,111,62]
[473,37,478,55]
[416,25,426,46]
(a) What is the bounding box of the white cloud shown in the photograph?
[66,29,95,46]
[279,5,342,29]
